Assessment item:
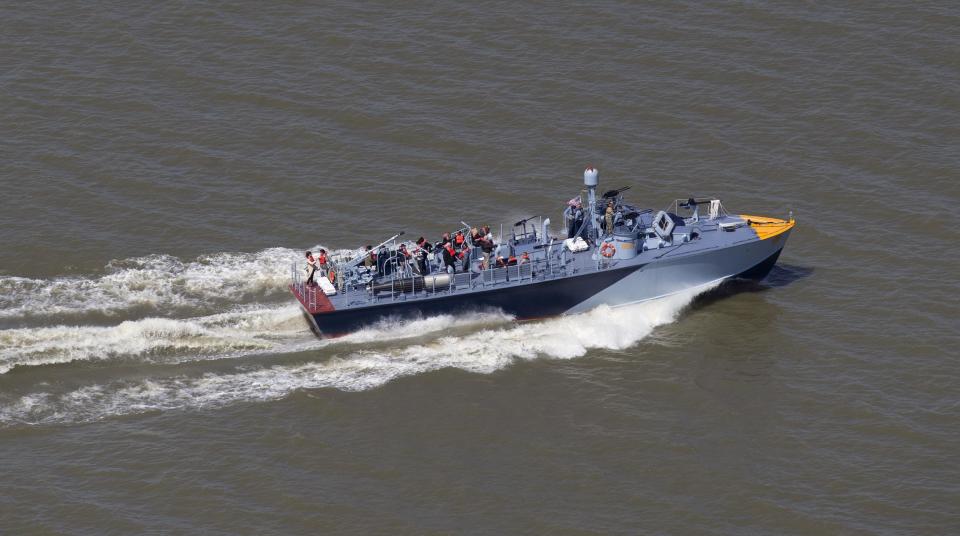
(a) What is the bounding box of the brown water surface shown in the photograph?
[1,1,958,533]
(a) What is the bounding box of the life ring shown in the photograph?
[328,270,336,283]
[600,242,616,258]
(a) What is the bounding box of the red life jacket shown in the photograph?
[455,234,465,246]
[318,253,328,266]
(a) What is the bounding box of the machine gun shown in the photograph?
[601,186,631,199]
[679,197,712,209]
[512,215,539,242]
[343,230,405,270]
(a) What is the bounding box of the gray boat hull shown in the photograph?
[302,228,790,336]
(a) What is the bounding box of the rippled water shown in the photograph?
[2,1,959,533]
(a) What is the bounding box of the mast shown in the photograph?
[584,166,600,241]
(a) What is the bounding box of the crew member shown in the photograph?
[414,237,429,274]
[363,245,376,269]
[305,251,319,286]
[376,245,389,275]
[605,201,615,234]
[569,206,584,238]
[479,225,495,269]
[396,244,413,275]
[442,242,458,273]
[459,243,471,272]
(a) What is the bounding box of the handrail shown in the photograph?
[292,236,577,310]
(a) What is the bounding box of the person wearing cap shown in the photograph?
[415,236,430,252]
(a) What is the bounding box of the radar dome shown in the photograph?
[583,166,599,187]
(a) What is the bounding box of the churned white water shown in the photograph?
[0,248,302,319]
[0,278,717,425]
[0,305,308,373]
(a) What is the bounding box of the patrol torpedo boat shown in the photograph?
[290,166,795,337]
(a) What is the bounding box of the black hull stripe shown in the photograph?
[310,248,785,336]
[311,264,643,336]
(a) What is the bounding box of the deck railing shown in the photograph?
[290,262,319,312]
[290,239,583,309]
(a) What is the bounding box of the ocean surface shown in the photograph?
[2,1,959,533]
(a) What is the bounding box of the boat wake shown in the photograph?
[0,248,719,426]
[0,305,520,375]
[0,304,312,374]
[0,248,301,321]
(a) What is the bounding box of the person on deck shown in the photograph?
[459,243,471,272]
[605,201,615,235]
[305,251,320,286]
[397,244,413,275]
[415,236,430,252]
[479,225,495,269]
[376,245,389,276]
[414,237,430,274]
[362,245,376,269]
[442,242,458,274]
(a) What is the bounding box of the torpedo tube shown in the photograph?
[369,273,452,295]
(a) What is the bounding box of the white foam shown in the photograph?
[0,304,513,374]
[0,247,306,319]
[0,304,313,373]
[0,280,719,425]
